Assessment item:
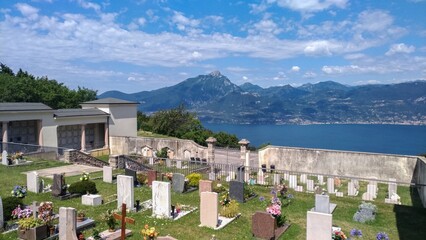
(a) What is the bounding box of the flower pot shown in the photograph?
[18,225,48,240]
[77,216,85,222]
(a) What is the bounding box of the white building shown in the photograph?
[0,98,137,152]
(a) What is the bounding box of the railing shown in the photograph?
[1,142,69,161]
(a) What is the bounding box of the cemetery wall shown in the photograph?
[25,151,58,160]
[415,157,426,207]
[109,136,207,159]
[259,146,418,183]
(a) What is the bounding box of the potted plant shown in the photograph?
[100,209,117,232]
[11,185,27,198]
[18,218,47,240]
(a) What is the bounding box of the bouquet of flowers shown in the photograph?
[11,205,33,219]
[376,232,389,240]
[11,185,27,198]
[220,192,231,207]
[38,202,54,226]
[80,172,90,181]
[332,230,347,240]
[140,224,159,240]
[264,189,286,226]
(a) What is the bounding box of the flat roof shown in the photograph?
[0,102,52,112]
[82,97,138,105]
[53,108,109,118]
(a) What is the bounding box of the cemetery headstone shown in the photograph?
[117,175,134,211]
[318,175,324,185]
[362,192,374,201]
[166,159,171,168]
[388,178,397,196]
[252,211,276,239]
[273,173,280,185]
[208,172,216,181]
[176,160,182,169]
[1,150,7,165]
[237,166,245,182]
[52,173,66,197]
[306,211,332,240]
[200,192,218,228]
[348,182,358,196]
[327,178,335,194]
[0,197,3,230]
[367,184,377,198]
[27,171,40,193]
[336,192,344,197]
[199,180,213,195]
[59,207,78,240]
[82,194,103,206]
[125,168,138,186]
[172,173,186,193]
[283,173,289,181]
[307,179,315,192]
[257,170,264,185]
[314,194,331,214]
[152,181,171,219]
[300,174,307,184]
[147,170,157,186]
[229,181,245,203]
[103,166,113,183]
[295,185,304,192]
[289,175,297,189]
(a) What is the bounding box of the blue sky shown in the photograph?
[0,0,425,94]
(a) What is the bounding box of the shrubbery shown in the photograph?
[2,196,24,221]
[353,202,377,223]
[186,173,202,187]
[68,180,98,195]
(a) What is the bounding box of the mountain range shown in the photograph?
[99,71,426,124]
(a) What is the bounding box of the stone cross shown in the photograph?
[59,207,78,240]
[113,203,135,240]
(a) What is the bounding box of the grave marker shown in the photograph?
[59,207,78,240]
[306,211,332,240]
[257,170,265,185]
[176,160,182,169]
[327,178,335,194]
[117,175,134,211]
[27,171,40,193]
[1,150,7,165]
[172,173,186,193]
[252,211,276,239]
[388,178,397,196]
[348,181,358,196]
[147,170,157,186]
[103,166,113,183]
[113,203,135,240]
[200,192,218,228]
[315,194,330,214]
[306,179,315,192]
[300,174,307,184]
[125,168,137,186]
[318,175,324,185]
[273,173,280,185]
[52,173,66,197]
[199,180,213,195]
[152,181,171,219]
[229,181,245,203]
[289,175,297,189]
[82,194,103,206]
[236,166,245,182]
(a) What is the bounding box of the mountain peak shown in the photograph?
[209,70,222,77]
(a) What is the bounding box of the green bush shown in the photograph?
[219,200,239,218]
[137,172,148,185]
[186,173,202,187]
[68,180,98,195]
[2,196,24,221]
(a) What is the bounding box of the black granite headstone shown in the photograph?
[237,166,245,182]
[125,168,138,185]
[229,180,245,203]
[52,174,66,197]
[172,173,186,193]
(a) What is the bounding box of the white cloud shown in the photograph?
[385,43,415,56]
[275,0,348,12]
[226,67,250,72]
[344,53,366,60]
[242,76,248,80]
[251,17,282,35]
[354,80,382,85]
[303,71,317,78]
[127,76,136,81]
[304,40,336,56]
[15,3,39,20]
[172,11,200,31]
[291,66,300,72]
[322,65,367,74]
[354,10,393,33]
[77,0,101,12]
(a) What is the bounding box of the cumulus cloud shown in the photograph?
[242,76,248,80]
[172,11,200,31]
[77,0,101,12]
[15,3,39,20]
[275,0,348,12]
[385,43,415,56]
[291,66,300,72]
[251,17,282,35]
[303,71,317,78]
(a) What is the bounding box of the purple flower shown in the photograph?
[259,196,265,201]
[376,232,389,240]
[350,228,362,237]
[287,194,294,199]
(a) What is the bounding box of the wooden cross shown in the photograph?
[113,203,135,240]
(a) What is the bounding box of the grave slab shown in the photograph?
[82,194,103,206]
[117,175,134,211]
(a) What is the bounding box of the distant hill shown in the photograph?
[99,72,426,124]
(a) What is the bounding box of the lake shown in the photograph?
[202,123,426,156]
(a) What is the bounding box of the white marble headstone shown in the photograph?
[314,194,330,214]
[152,181,171,219]
[327,178,335,194]
[59,207,78,240]
[27,171,40,193]
[306,211,332,240]
[318,175,324,185]
[273,173,280,185]
[300,174,307,184]
[103,166,113,183]
[117,175,134,211]
[2,150,7,165]
[283,172,289,181]
[388,178,397,196]
[176,160,182,169]
[257,170,265,185]
[289,175,297,189]
[367,184,377,198]
[348,182,358,196]
[307,179,315,192]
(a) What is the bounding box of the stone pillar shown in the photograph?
[59,207,78,240]
[109,155,118,169]
[104,122,109,148]
[206,137,217,164]
[238,139,250,166]
[37,120,43,146]
[2,121,8,150]
[94,123,99,149]
[80,124,86,151]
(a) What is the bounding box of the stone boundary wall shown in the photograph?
[64,149,108,168]
[415,157,426,207]
[258,146,419,183]
[110,136,207,160]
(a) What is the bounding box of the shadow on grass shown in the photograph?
[395,187,426,240]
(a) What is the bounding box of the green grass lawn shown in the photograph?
[137,130,176,139]
[1,159,426,240]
